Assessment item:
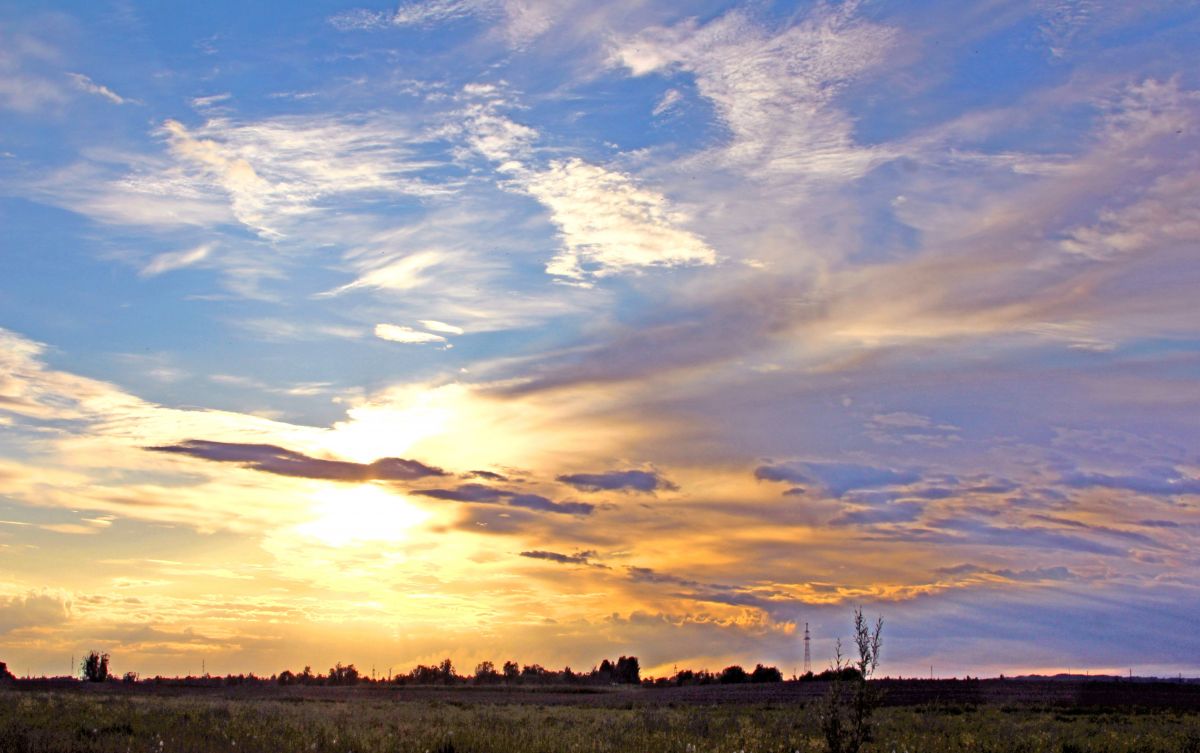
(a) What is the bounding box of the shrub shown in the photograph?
[82,651,110,682]
[819,608,883,753]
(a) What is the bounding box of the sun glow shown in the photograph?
[294,484,433,546]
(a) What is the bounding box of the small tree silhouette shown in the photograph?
[819,608,883,753]
[82,651,110,682]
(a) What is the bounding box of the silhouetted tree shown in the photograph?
[278,670,296,686]
[409,664,447,684]
[439,658,456,683]
[328,663,359,686]
[719,665,749,684]
[595,658,614,683]
[82,651,109,682]
[615,656,640,684]
[751,664,783,683]
[473,661,499,683]
[502,660,520,681]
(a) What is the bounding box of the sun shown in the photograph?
[294,483,433,547]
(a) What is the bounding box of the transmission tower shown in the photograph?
[803,622,812,675]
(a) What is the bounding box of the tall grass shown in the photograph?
[1,691,1198,753]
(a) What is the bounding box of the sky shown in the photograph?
[1,0,1199,681]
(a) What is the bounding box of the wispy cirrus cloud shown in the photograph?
[139,243,214,277]
[66,72,132,105]
[0,29,68,112]
[612,5,895,182]
[330,0,562,47]
[159,115,447,238]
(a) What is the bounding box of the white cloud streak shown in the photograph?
[374,324,449,345]
[140,243,214,277]
[67,72,131,105]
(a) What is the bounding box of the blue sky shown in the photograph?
[1,0,1199,679]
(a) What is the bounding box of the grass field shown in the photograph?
[3,683,1200,753]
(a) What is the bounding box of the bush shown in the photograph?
[82,651,110,683]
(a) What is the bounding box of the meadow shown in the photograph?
[3,682,1200,753]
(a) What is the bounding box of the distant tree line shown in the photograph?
[10,650,794,688]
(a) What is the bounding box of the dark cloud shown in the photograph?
[626,565,702,587]
[922,517,1131,556]
[1060,468,1200,496]
[936,563,1077,582]
[756,461,921,497]
[466,470,507,481]
[148,439,446,482]
[414,484,593,516]
[556,469,677,493]
[508,494,594,515]
[414,483,509,503]
[1027,514,1161,546]
[831,501,924,526]
[520,549,606,567]
[1136,519,1181,528]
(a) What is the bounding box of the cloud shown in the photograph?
[330,0,558,47]
[374,324,449,346]
[520,549,603,566]
[420,320,464,335]
[414,483,510,503]
[556,469,677,493]
[466,469,506,481]
[652,88,683,117]
[140,243,213,277]
[612,5,894,182]
[66,72,131,105]
[755,461,921,498]
[520,158,718,283]
[159,114,445,238]
[831,500,924,526]
[508,494,593,515]
[915,518,1132,557]
[413,484,594,515]
[0,591,71,634]
[866,412,961,447]
[459,98,539,163]
[325,250,447,296]
[0,30,68,112]
[452,97,716,283]
[148,439,447,482]
[1060,468,1200,496]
